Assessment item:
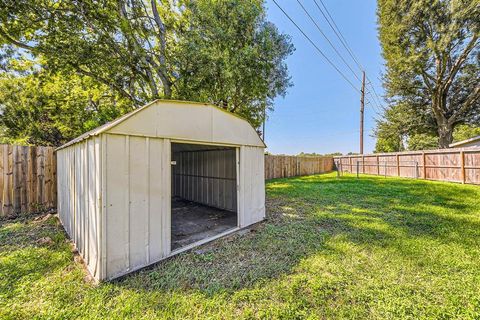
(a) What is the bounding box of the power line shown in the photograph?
[313,0,385,109]
[313,0,363,72]
[272,0,361,93]
[367,80,384,109]
[295,0,361,83]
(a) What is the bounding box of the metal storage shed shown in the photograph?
[56,100,266,281]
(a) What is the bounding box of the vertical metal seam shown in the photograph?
[145,137,150,264]
[100,134,107,280]
[125,135,130,271]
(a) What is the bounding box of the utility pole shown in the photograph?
[360,70,365,154]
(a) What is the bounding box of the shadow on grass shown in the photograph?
[114,174,480,296]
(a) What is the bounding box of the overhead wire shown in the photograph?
[295,0,362,83]
[313,0,385,109]
[271,0,361,94]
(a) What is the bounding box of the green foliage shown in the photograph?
[174,0,293,128]
[377,0,480,148]
[0,63,132,146]
[407,133,438,151]
[2,173,480,318]
[0,0,293,143]
[296,152,343,157]
[453,124,480,142]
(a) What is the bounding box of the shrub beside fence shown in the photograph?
[334,148,480,185]
[0,145,56,218]
[265,155,334,179]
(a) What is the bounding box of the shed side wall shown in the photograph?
[57,137,102,280]
[104,134,170,280]
[238,146,265,227]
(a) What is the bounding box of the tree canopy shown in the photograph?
[0,0,293,145]
[375,0,479,151]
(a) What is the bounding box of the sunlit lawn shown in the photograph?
[1,172,480,319]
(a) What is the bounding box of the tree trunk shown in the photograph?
[432,92,454,149]
[163,82,172,99]
[438,123,453,148]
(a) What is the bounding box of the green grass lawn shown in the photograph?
[1,173,480,319]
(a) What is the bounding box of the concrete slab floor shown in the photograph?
[171,198,237,250]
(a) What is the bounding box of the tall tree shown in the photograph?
[0,59,132,146]
[0,0,293,138]
[377,0,480,148]
[175,0,293,128]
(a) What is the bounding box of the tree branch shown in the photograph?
[0,26,39,52]
[420,70,434,92]
[448,84,480,125]
[442,35,478,92]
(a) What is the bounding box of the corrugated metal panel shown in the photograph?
[57,100,265,151]
[172,147,237,212]
[238,146,265,227]
[106,101,265,147]
[58,123,265,281]
[104,134,170,280]
[56,138,102,280]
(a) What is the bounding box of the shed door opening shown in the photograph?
[171,143,238,250]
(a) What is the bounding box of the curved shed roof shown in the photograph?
[57,100,266,150]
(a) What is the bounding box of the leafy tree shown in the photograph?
[175,0,293,128]
[0,60,131,146]
[453,124,480,142]
[407,133,438,150]
[0,0,293,138]
[377,0,480,148]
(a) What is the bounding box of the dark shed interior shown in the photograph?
[171,143,238,250]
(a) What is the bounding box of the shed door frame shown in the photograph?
[169,139,240,236]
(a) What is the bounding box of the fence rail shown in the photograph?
[0,145,56,217]
[334,148,480,185]
[265,155,334,179]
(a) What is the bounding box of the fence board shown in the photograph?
[265,155,334,179]
[0,144,56,218]
[335,148,480,185]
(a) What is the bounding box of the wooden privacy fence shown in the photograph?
[0,145,56,217]
[334,148,480,185]
[265,155,334,179]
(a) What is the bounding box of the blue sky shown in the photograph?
[264,0,384,155]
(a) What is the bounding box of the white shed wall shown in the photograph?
[103,134,171,280]
[57,100,266,281]
[107,102,265,147]
[457,140,480,149]
[57,137,102,280]
[238,146,265,227]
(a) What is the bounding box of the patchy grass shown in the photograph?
[1,173,480,319]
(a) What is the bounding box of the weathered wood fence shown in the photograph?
[0,145,56,217]
[334,148,480,185]
[265,155,334,179]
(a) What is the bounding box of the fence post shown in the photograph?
[356,160,359,178]
[384,161,387,178]
[460,151,465,184]
[415,161,419,179]
[376,155,380,175]
[362,155,365,174]
[422,152,427,179]
[396,154,400,177]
